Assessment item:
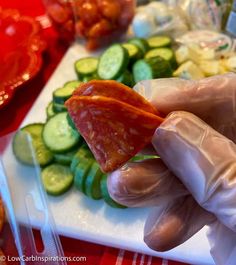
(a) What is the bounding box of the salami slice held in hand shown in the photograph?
[73,80,159,115]
[66,94,163,173]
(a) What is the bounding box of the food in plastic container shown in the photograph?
[180,0,230,31]
[173,60,205,80]
[44,0,75,42]
[132,1,188,39]
[176,30,236,56]
[174,30,236,79]
[43,0,135,50]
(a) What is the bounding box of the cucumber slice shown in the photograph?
[53,88,73,105]
[46,102,56,119]
[133,57,173,83]
[53,81,81,105]
[116,70,135,87]
[70,145,93,173]
[66,113,77,131]
[101,174,126,208]
[43,112,80,153]
[85,162,103,200]
[122,43,142,64]
[130,155,159,161]
[147,36,171,49]
[63,80,81,89]
[98,44,129,80]
[128,38,149,57]
[145,48,177,69]
[13,123,54,167]
[145,47,174,62]
[74,57,98,80]
[82,73,100,82]
[52,102,67,113]
[54,149,77,165]
[41,164,73,196]
[74,158,94,192]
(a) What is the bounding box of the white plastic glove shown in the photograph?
[107,73,236,265]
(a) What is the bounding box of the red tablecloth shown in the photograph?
[0,1,191,264]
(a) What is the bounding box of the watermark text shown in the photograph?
[0,254,87,263]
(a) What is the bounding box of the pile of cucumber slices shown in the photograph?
[74,35,176,85]
[13,106,126,208]
[13,35,169,208]
[13,74,128,208]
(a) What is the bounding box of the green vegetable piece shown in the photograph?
[66,113,77,131]
[122,43,142,64]
[54,149,77,166]
[52,102,67,113]
[53,80,81,104]
[133,57,173,83]
[74,57,98,80]
[128,38,149,57]
[116,70,135,87]
[46,102,56,119]
[147,36,171,49]
[41,164,73,196]
[85,162,103,200]
[13,123,54,167]
[98,44,129,80]
[43,112,80,153]
[74,158,94,192]
[101,174,126,208]
[63,80,81,89]
[145,48,177,69]
[70,145,93,173]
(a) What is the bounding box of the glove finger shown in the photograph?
[134,73,236,141]
[144,196,215,252]
[153,111,236,232]
[208,221,236,265]
[107,158,188,207]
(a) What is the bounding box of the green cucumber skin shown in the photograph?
[42,112,80,153]
[85,162,103,200]
[46,102,56,119]
[147,36,172,49]
[52,103,67,113]
[145,48,177,70]
[98,44,129,80]
[122,43,143,65]
[74,159,93,192]
[74,57,98,80]
[41,163,74,196]
[70,146,93,173]
[54,149,77,166]
[133,56,173,83]
[66,113,77,131]
[13,123,54,167]
[128,38,150,57]
[63,80,81,89]
[116,70,135,87]
[100,175,127,209]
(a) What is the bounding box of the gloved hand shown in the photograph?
[107,73,236,265]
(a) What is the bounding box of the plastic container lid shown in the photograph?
[226,11,236,37]
[233,0,236,11]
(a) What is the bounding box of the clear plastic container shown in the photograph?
[43,0,136,50]
[0,132,66,264]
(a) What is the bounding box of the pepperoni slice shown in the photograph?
[66,95,164,172]
[73,80,159,115]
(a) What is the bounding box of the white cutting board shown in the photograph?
[2,43,215,265]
